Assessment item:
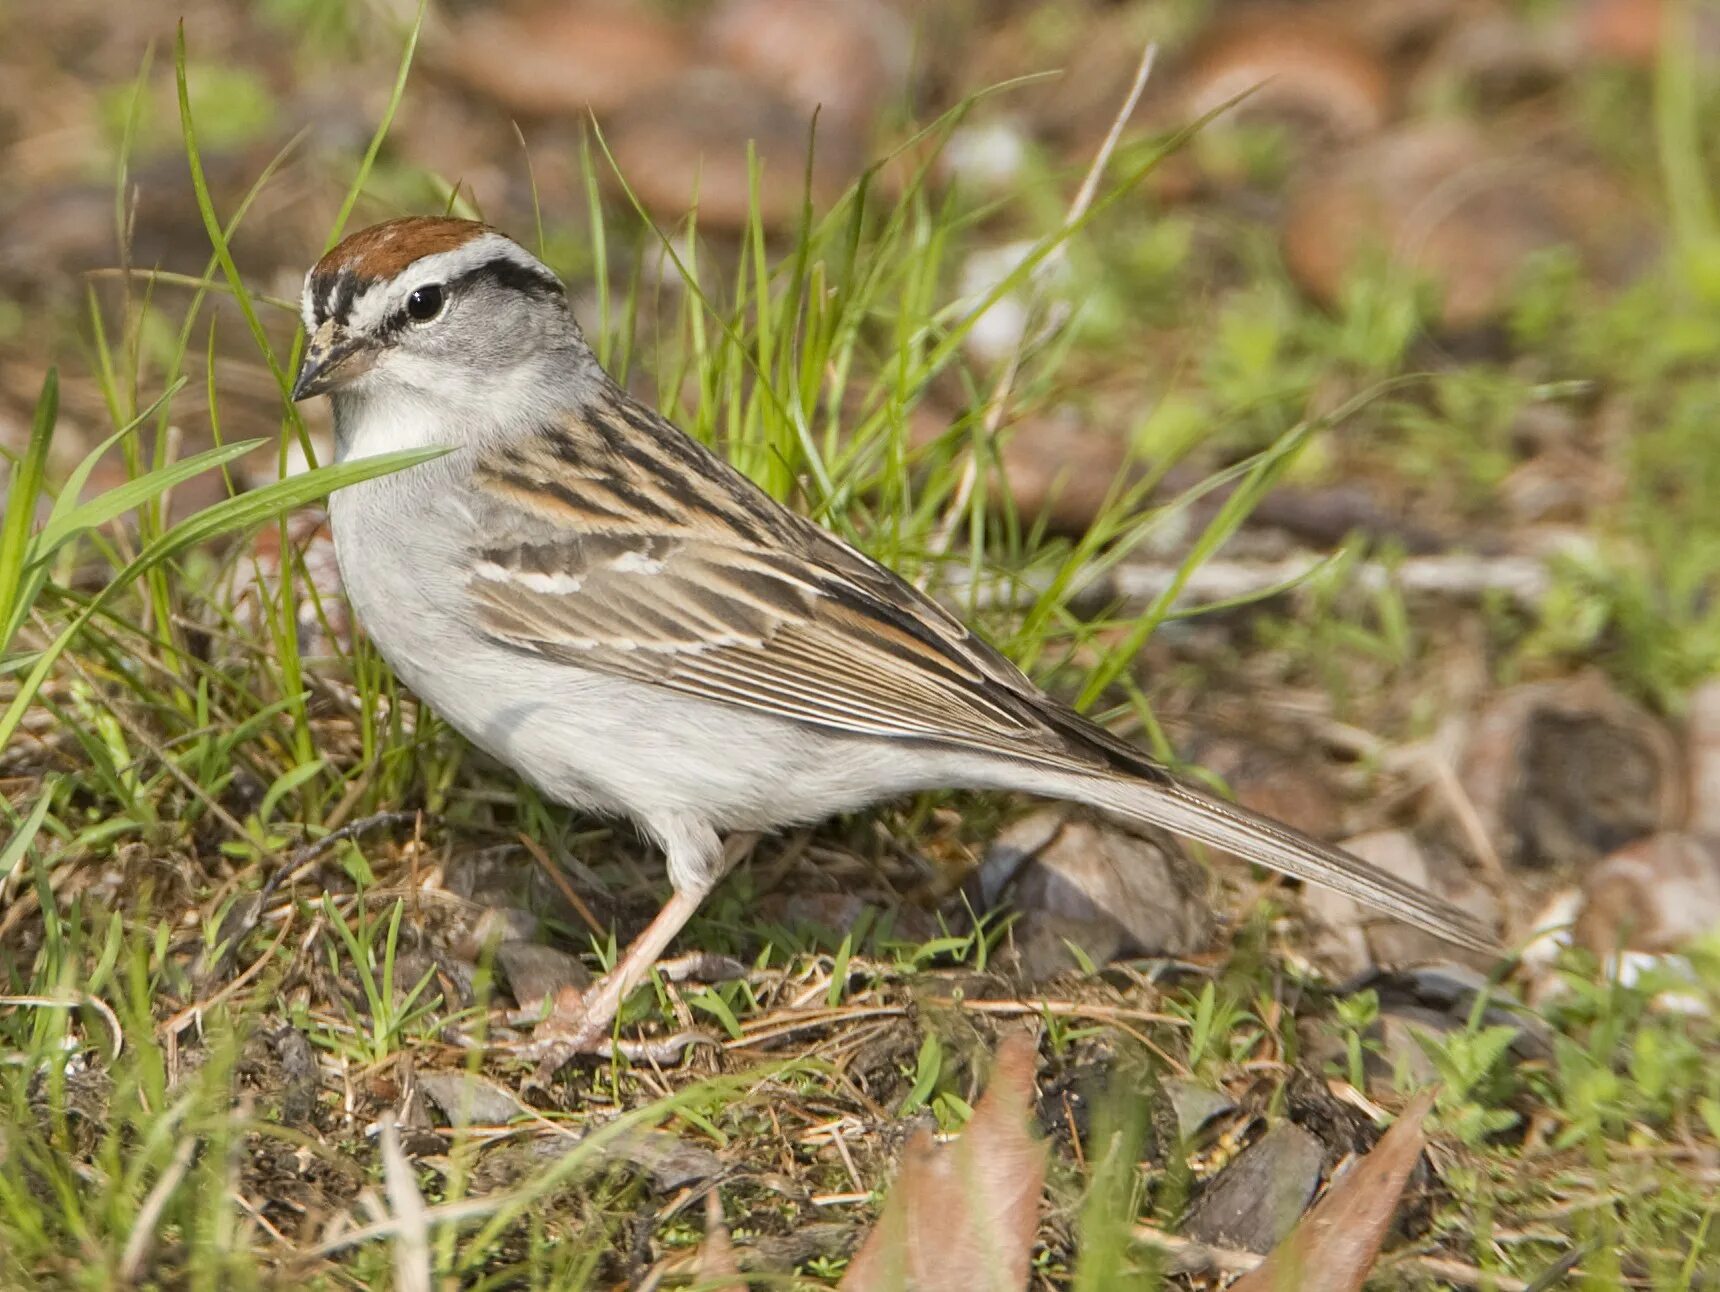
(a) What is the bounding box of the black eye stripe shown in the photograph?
[314,251,563,330]
[445,255,565,300]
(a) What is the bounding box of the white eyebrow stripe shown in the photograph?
[343,234,560,335]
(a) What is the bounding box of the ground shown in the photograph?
[2,0,1720,1287]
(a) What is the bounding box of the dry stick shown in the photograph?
[0,992,126,1059]
[256,809,429,908]
[944,552,1555,618]
[924,40,1160,567]
[380,1118,433,1292]
[1131,1224,1263,1277]
[117,1135,199,1283]
[517,830,607,940]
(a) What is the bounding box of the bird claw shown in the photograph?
[518,1023,715,1090]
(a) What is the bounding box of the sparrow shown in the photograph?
[290,216,1495,1066]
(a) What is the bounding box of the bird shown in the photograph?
[289,216,1496,1067]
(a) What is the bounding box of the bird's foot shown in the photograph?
[518,981,714,1084]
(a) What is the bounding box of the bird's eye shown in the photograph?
[406,284,445,323]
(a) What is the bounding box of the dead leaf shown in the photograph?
[416,1072,524,1127]
[1230,1089,1435,1292]
[438,1,692,118]
[697,1190,746,1292]
[841,1033,1047,1292]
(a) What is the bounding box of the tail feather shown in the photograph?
[1063,773,1498,954]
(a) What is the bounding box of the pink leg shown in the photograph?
[525,829,756,1079]
[578,891,702,1039]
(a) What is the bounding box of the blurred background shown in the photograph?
[4,0,1710,507]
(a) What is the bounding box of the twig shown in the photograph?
[117,1136,198,1283]
[925,40,1159,565]
[1131,1223,1263,1276]
[380,1118,432,1292]
[257,810,431,908]
[943,551,1556,617]
[0,992,125,1060]
[517,831,607,940]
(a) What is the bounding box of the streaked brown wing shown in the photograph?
[461,400,1171,778]
[467,525,1066,752]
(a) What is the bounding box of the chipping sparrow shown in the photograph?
[291,217,1495,1068]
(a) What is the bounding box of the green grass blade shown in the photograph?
[0,369,59,644]
[44,379,189,536]
[33,438,263,563]
[0,777,56,887]
[324,0,428,248]
[0,445,447,751]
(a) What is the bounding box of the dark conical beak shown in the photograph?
[291,321,374,400]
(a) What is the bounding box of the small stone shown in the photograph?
[979,809,1212,982]
[270,1026,322,1127]
[1283,123,1605,330]
[1458,674,1679,872]
[1574,832,1720,955]
[974,809,1069,909]
[445,906,540,962]
[496,941,593,1012]
[1183,1122,1325,1254]
[390,951,474,1010]
[1182,8,1392,144]
[418,1071,524,1127]
[1165,1080,1236,1141]
[1370,1011,1444,1089]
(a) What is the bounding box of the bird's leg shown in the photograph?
[528,824,754,1078]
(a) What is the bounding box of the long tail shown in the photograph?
[1052,771,1498,953]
